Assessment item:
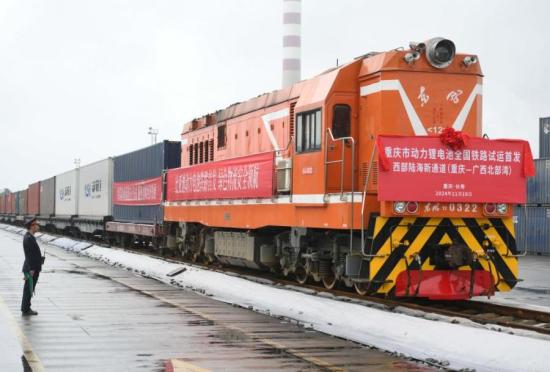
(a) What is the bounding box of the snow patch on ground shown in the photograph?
[1,224,549,371]
[50,237,92,253]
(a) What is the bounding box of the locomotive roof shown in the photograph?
[182,48,482,135]
[181,58,357,135]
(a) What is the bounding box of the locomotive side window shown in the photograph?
[217,124,227,149]
[332,104,350,138]
[296,109,321,153]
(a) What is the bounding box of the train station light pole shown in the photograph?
[148,127,159,145]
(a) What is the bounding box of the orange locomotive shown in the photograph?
[164,38,524,300]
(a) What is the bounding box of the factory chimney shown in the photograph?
[282,0,301,88]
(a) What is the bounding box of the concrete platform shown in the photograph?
[0,231,430,371]
[476,255,550,310]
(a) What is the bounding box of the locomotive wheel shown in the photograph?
[322,272,337,290]
[295,266,308,285]
[312,272,322,282]
[354,282,368,296]
[342,278,353,288]
[190,252,201,263]
[203,255,214,265]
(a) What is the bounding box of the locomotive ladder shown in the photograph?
[324,128,355,251]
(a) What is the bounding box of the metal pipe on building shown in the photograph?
[282,0,301,88]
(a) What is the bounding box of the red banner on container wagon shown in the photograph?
[376,135,535,203]
[167,152,275,201]
[113,176,163,206]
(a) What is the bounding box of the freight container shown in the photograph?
[526,158,550,204]
[112,141,181,224]
[10,192,16,214]
[27,182,40,215]
[0,192,5,214]
[15,189,28,216]
[541,117,550,159]
[77,158,113,219]
[514,205,550,255]
[2,193,7,214]
[14,191,19,215]
[55,169,79,217]
[39,177,55,217]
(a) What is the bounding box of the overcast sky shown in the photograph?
[1,0,549,191]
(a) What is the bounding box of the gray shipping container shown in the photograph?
[15,190,27,215]
[113,141,181,224]
[39,177,55,217]
[527,159,550,204]
[541,117,550,159]
[514,205,550,255]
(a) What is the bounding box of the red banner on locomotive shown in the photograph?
[166,151,275,201]
[377,135,535,204]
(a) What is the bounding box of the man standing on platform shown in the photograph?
[21,218,43,316]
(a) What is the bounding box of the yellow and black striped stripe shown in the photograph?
[365,216,518,295]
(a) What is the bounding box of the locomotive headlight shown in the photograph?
[425,37,456,69]
[394,201,407,214]
[496,203,508,215]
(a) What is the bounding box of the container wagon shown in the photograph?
[27,182,40,216]
[107,141,181,248]
[37,176,56,227]
[73,158,114,238]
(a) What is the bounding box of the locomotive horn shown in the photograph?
[404,51,421,64]
[409,41,426,52]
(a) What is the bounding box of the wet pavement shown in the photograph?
[0,230,431,372]
[477,255,550,310]
[0,297,31,372]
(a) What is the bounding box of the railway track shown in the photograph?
[227,268,550,337]
[119,245,550,338]
[7,225,550,338]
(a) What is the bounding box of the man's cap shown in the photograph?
[24,218,37,229]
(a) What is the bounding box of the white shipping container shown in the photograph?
[77,158,113,218]
[55,169,79,217]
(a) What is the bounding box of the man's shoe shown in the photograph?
[22,309,38,316]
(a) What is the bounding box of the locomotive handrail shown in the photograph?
[277,135,294,159]
[324,128,355,252]
[324,128,355,200]
[277,136,294,201]
[360,144,377,256]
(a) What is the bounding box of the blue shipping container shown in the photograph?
[540,117,550,159]
[526,159,550,204]
[514,205,550,255]
[112,141,181,224]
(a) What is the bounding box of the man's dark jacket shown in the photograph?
[22,232,42,273]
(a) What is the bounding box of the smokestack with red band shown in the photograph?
[282,0,301,88]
